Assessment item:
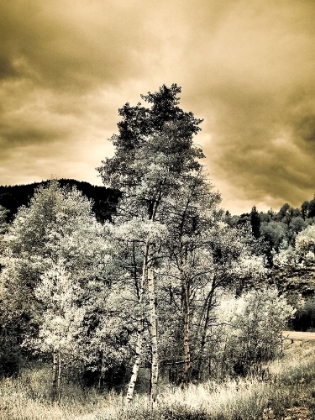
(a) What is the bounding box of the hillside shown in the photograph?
[0,179,121,222]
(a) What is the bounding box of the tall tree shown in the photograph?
[160,171,221,384]
[98,84,204,404]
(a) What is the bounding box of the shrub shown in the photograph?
[216,288,294,377]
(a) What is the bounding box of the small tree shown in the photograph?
[0,182,118,394]
[217,288,294,377]
[191,223,267,379]
[25,261,85,401]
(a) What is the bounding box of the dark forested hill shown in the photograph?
[0,179,121,222]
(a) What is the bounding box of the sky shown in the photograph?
[1,0,315,214]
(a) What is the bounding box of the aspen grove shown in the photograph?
[0,85,293,405]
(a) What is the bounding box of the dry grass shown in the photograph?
[0,340,315,419]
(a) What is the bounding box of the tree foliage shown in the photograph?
[0,182,125,395]
[216,288,294,377]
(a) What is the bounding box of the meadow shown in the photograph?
[0,338,314,420]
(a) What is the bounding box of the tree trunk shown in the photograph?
[98,351,106,390]
[182,274,191,384]
[126,242,148,403]
[197,285,215,378]
[57,352,62,398]
[148,246,159,406]
[126,317,145,403]
[177,197,193,385]
[127,200,160,405]
[52,352,58,402]
[51,351,61,402]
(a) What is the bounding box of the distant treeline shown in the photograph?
[0,179,121,222]
[226,197,315,266]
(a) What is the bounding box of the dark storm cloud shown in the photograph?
[0,0,150,91]
[1,0,315,213]
[180,0,315,212]
[0,0,155,186]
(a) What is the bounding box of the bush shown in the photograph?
[216,288,294,377]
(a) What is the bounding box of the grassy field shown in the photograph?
[0,340,315,420]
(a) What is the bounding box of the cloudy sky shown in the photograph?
[1,0,315,214]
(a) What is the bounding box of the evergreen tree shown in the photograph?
[250,206,261,239]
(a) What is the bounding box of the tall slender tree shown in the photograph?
[160,171,221,384]
[98,84,204,403]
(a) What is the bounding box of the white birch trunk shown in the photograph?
[126,242,148,403]
[51,351,58,402]
[51,351,61,402]
[57,352,62,399]
[148,254,158,406]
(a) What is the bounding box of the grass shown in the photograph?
[0,340,315,419]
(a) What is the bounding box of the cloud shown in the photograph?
[1,0,315,214]
[0,0,154,90]
[180,0,315,212]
